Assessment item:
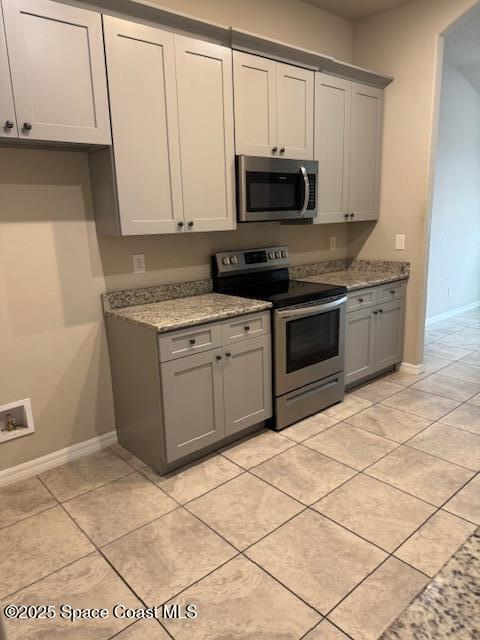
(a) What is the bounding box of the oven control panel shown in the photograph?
[214,246,289,275]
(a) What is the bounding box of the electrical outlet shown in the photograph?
[329,236,336,250]
[395,234,405,250]
[448,287,453,298]
[132,253,146,274]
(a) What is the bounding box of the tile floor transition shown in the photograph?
[1,309,480,639]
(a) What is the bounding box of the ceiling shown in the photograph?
[302,0,407,21]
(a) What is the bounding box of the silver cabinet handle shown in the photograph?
[272,146,278,153]
[4,120,14,129]
[344,213,349,219]
[299,166,309,218]
[279,147,285,153]
[349,213,354,219]
[216,355,222,361]
[23,122,32,131]
[177,221,184,228]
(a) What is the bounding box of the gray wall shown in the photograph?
[426,58,480,319]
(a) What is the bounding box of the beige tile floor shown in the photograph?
[1,310,480,639]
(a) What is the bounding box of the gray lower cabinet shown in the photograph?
[159,312,272,463]
[106,310,272,473]
[346,307,376,385]
[375,299,404,370]
[223,335,272,436]
[161,348,225,462]
[346,284,406,386]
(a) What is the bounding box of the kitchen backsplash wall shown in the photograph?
[98,219,351,293]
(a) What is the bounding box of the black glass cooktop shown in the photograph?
[213,269,346,309]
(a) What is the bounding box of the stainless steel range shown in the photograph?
[212,246,347,430]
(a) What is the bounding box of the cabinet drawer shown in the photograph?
[347,288,378,312]
[379,281,406,303]
[222,311,270,344]
[158,323,222,362]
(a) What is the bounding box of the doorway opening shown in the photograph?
[424,5,480,363]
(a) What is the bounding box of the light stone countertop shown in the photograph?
[381,527,480,639]
[299,270,408,291]
[105,293,272,333]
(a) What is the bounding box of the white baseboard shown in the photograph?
[426,300,480,326]
[399,362,426,375]
[0,430,117,488]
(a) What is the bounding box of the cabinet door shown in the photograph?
[2,0,110,144]
[277,62,314,160]
[161,349,225,462]
[375,298,405,371]
[348,82,383,221]
[233,51,278,157]
[345,307,376,386]
[0,1,17,138]
[314,73,350,224]
[175,35,235,232]
[223,335,272,436]
[103,17,183,235]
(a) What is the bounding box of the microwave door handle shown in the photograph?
[299,166,309,217]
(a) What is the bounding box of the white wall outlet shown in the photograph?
[395,234,405,250]
[448,287,453,298]
[329,236,337,250]
[132,253,146,274]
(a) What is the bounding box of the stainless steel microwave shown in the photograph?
[236,155,318,223]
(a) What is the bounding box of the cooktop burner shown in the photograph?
[212,246,346,309]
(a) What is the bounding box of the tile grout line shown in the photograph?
[0,502,59,532]
[38,475,178,640]
[3,337,479,638]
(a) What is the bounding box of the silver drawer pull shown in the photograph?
[189,338,196,345]
[358,298,364,303]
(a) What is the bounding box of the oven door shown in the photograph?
[237,155,317,222]
[274,296,346,397]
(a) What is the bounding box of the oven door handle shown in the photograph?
[276,296,347,319]
[299,166,309,217]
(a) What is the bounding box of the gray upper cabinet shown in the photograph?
[314,74,351,223]
[161,348,226,462]
[349,82,384,221]
[233,51,314,160]
[1,0,110,144]
[223,334,272,436]
[174,35,236,233]
[315,73,384,224]
[93,16,235,236]
[345,306,376,386]
[375,298,404,370]
[276,62,314,160]
[101,17,183,235]
[0,1,17,138]
[232,51,277,158]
